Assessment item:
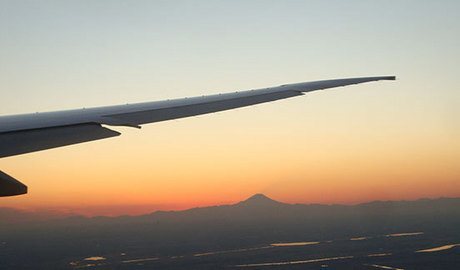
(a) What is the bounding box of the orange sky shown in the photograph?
[1,1,459,216]
[1,87,459,216]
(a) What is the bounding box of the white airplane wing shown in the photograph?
[0,76,395,196]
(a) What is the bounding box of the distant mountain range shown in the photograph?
[2,194,460,240]
[2,194,460,225]
[1,194,460,269]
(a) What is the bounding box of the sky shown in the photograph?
[1,0,459,216]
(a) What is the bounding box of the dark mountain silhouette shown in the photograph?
[2,194,460,225]
[1,194,460,270]
[237,193,285,207]
[3,194,460,241]
[0,207,68,224]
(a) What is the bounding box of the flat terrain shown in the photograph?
[1,195,459,269]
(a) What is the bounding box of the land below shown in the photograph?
[1,194,459,269]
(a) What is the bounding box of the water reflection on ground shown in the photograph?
[83,257,106,261]
[366,263,405,270]
[368,253,392,257]
[386,232,424,237]
[270,241,320,247]
[235,256,354,267]
[121,257,158,264]
[416,244,459,253]
[67,230,459,269]
[350,237,368,241]
[193,246,272,257]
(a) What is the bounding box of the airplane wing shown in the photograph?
[0,76,395,196]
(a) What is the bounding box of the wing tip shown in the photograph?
[380,76,396,81]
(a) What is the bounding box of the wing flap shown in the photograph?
[0,123,120,158]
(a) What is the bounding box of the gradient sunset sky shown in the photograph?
[1,1,459,216]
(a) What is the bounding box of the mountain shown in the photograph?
[2,195,460,270]
[0,207,69,224]
[237,193,286,207]
[2,194,460,225]
[2,194,460,240]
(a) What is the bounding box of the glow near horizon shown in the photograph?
[0,1,459,216]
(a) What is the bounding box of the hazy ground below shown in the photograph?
[1,194,459,269]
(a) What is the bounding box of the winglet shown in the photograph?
[286,76,397,93]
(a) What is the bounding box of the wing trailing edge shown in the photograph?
[0,123,120,158]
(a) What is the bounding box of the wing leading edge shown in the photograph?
[0,76,395,196]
